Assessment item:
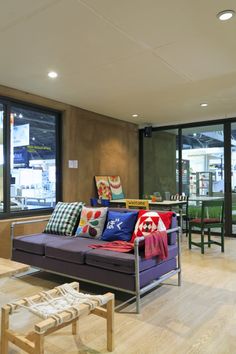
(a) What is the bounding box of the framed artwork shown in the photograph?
[108,176,125,200]
[95,176,112,200]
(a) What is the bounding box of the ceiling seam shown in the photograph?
[152,51,194,82]
[0,0,62,34]
[78,0,193,82]
[78,0,152,50]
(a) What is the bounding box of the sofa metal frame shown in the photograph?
[11,219,182,314]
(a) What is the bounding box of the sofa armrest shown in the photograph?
[11,218,50,240]
[134,226,181,313]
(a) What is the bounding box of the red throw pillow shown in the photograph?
[131,210,168,243]
[158,211,174,229]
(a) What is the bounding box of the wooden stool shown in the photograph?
[1,282,115,353]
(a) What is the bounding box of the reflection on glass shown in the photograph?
[182,125,224,220]
[10,106,57,211]
[0,105,4,212]
[182,125,224,198]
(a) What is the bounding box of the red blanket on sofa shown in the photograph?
[89,230,168,260]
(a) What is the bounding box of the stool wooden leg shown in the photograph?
[34,333,44,354]
[106,296,114,352]
[1,306,9,354]
[72,319,78,335]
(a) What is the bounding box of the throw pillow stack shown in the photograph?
[44,201,173,241]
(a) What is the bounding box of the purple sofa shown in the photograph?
[11,208,181,313]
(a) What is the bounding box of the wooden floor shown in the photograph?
[1,236,236,353]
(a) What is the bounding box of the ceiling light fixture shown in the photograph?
[217,9,235,21]
[19,113,23,118]
[48,71,58,79]
[200,103,208,107]
[132,114,138,118]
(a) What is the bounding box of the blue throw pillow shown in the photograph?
[102,211,138,242]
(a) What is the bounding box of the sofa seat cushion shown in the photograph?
[85,244,178,274]
[13,234,61,255]
[45,237,107,265]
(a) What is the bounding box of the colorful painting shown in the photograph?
[95,176,112,200]
[108,176,125,200]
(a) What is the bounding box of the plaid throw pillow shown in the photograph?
[44,202,84,236]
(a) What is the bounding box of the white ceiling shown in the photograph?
[0,0,236,126]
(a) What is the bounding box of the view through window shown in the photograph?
[10,106,57,211]
[0,104,4,212]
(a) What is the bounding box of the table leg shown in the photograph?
[179,209,183,241]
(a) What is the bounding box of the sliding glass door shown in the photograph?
[231,123,236,234]
[140,120,236,235]
[181,125,224,222]
[0,105,4,212]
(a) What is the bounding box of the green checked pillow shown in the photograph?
[44,202,84,236]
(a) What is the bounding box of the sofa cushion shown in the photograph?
[45,237,107,265]
[13,233,61,255]
[85,244,178,274]
[102,210,138,242]
[75,206,108,239]
[44,201,84,236]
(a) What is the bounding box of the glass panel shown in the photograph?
[0,104,4,212]
[231,123,236,234]
[10,106,57,211]
[182,125,224,219]
[143,129,179,200]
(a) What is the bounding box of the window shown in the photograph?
[0,99,60,216]
[0,104,4,212]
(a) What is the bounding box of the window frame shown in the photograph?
[0,96,62,219]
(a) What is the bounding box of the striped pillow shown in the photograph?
[44,202,84,236]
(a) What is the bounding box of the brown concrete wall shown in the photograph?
[62,106,139,204]
[143,131,176,198]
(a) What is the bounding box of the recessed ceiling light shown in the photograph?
[217,10,235,21]
[200,103,208,107]
[132,114,138,118]
[48,71,58,79]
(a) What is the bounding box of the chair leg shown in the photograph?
[186,219,189,237]
[201,229,204,254]
[208,228,211,247]
[189,225,192,249]
[221,227,224,253]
